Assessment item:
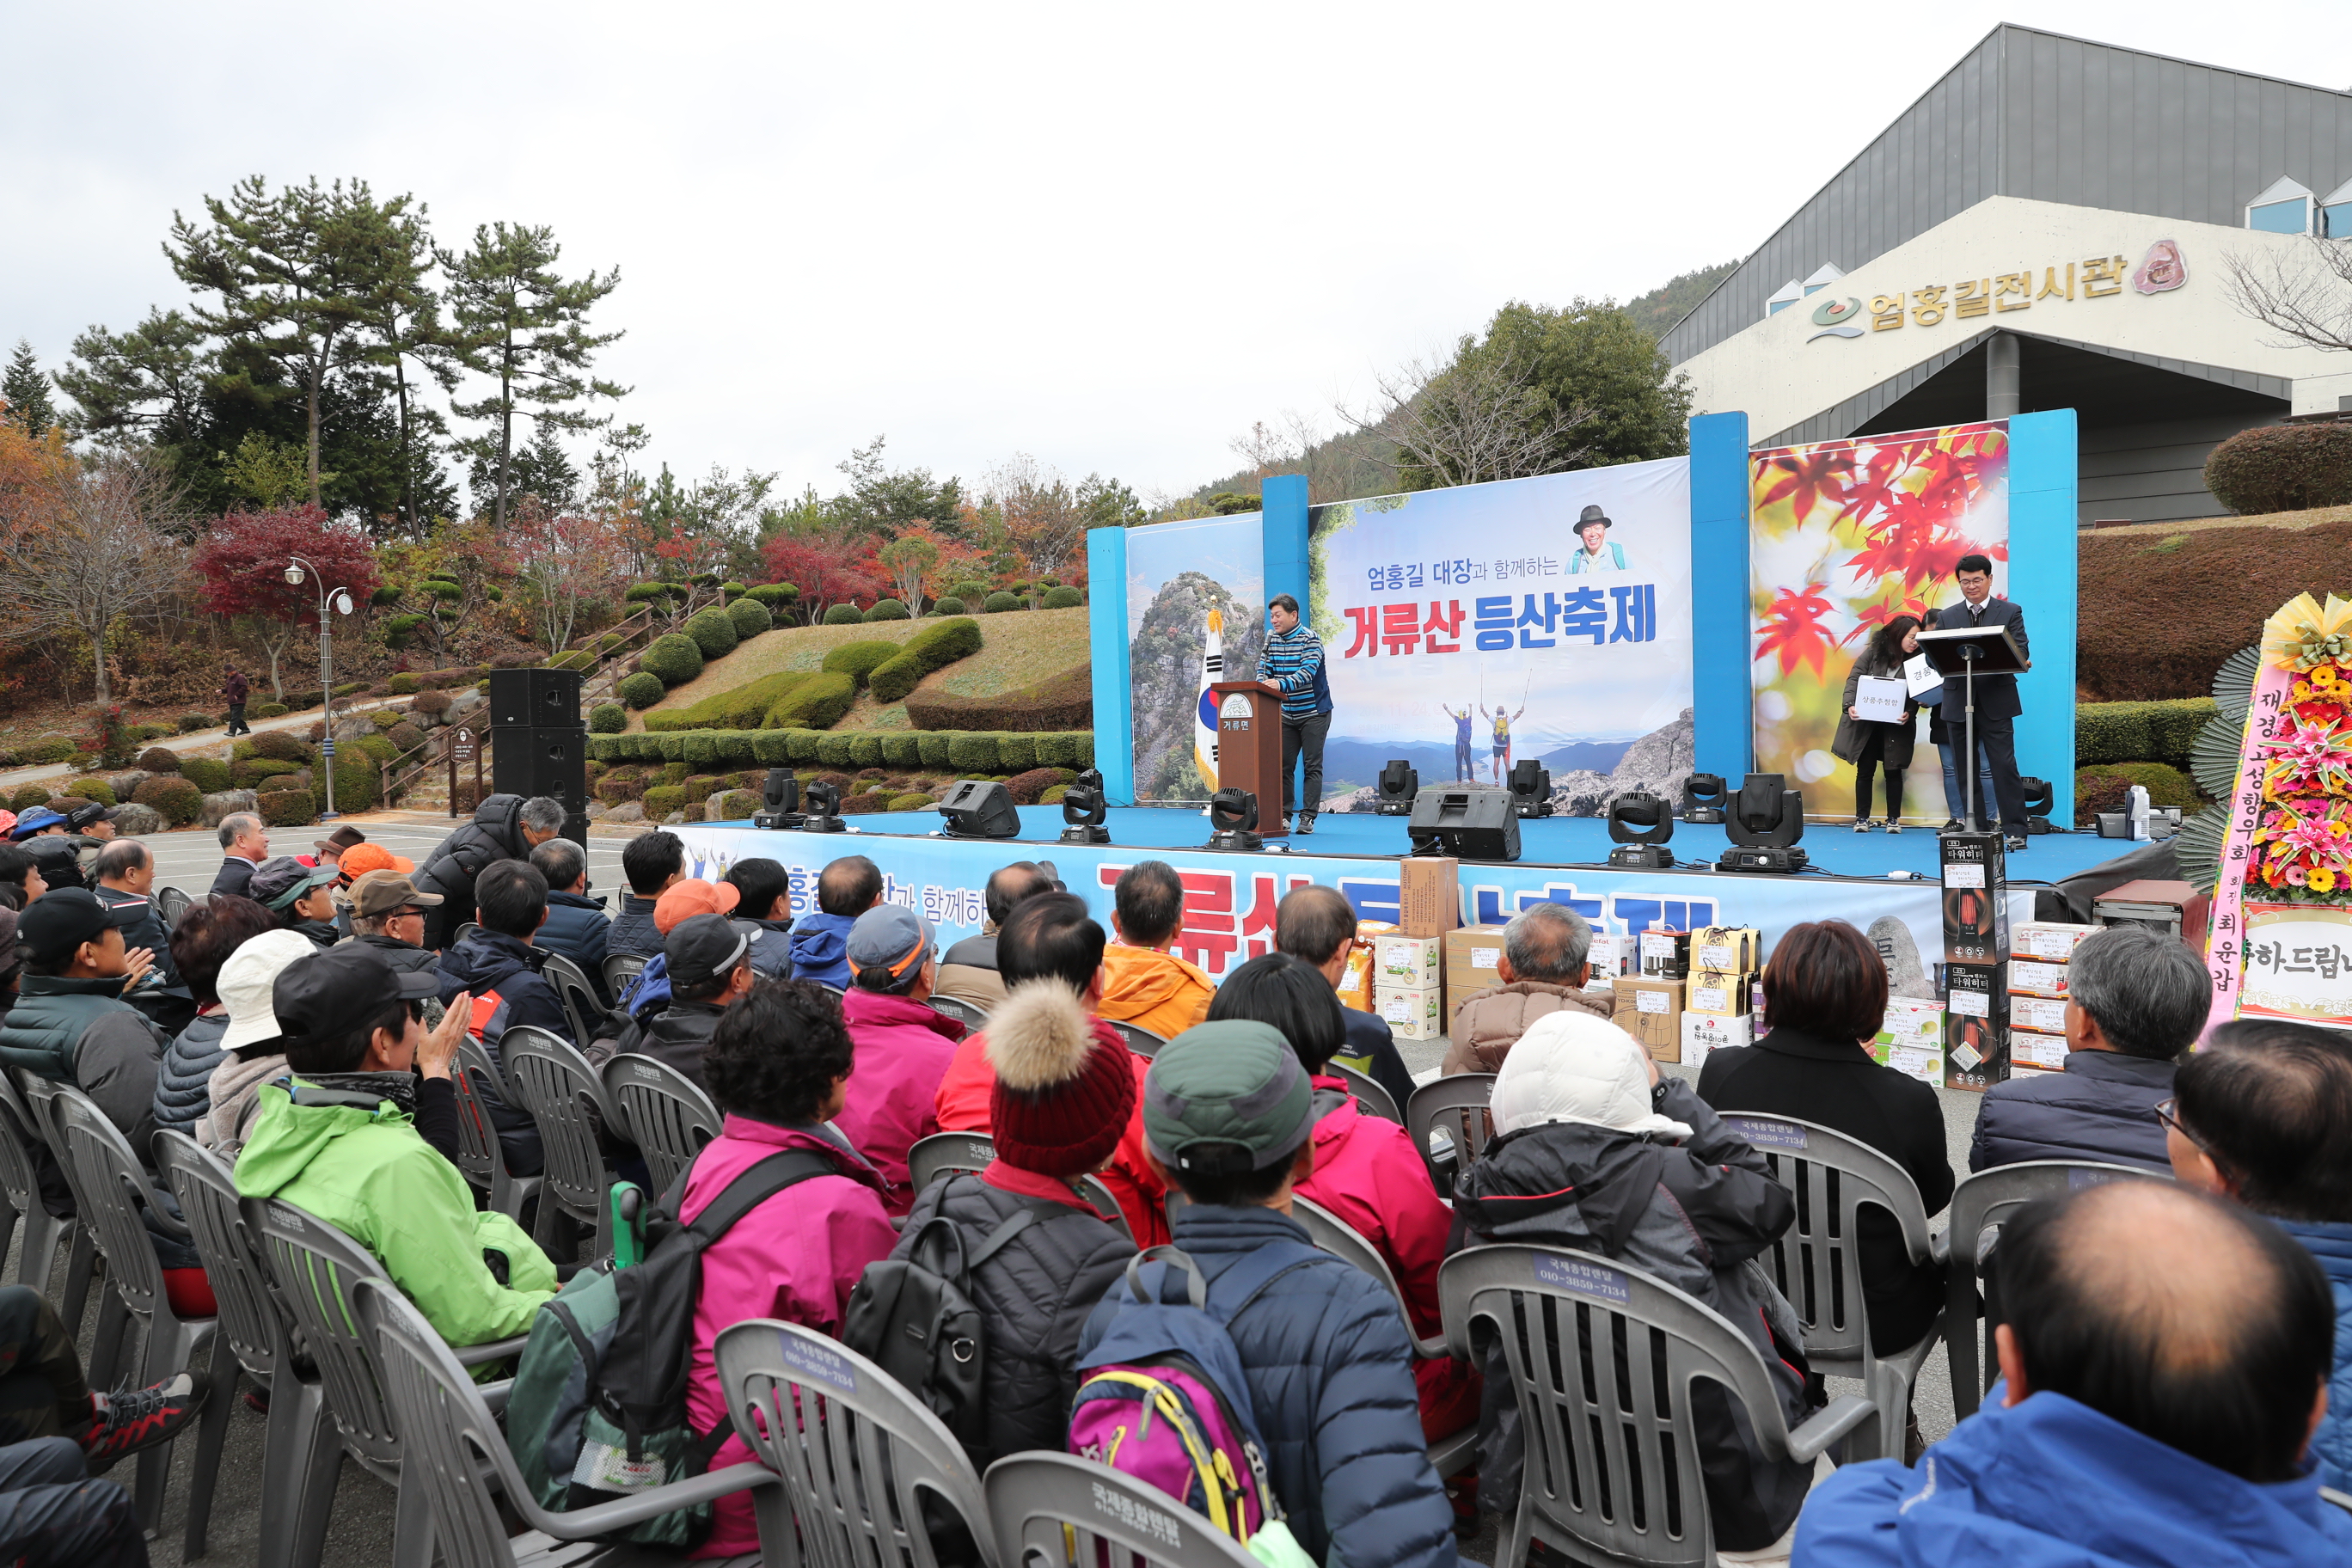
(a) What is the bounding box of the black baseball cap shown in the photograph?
[271,946,441,1043]
[15,889,117,965]
[666,912,760,989]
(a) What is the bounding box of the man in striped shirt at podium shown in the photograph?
[1262,592,1333,835]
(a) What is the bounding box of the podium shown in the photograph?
[1915,621,2030,834]
[1210,680,1287,839]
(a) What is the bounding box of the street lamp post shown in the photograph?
[284,558,355,820]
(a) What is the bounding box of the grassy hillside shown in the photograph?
[636,607,1091,732]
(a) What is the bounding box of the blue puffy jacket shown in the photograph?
[1794,1385,2352,1565]
[536,890,612,1005]
[1968,1050,2176,1173]
[152,1010,230,1140]
[1077,1204,1457,1568]
[2276,1216,2352,1491]
[788,911,855,989]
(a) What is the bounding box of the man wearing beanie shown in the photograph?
[888,961,1137,1469]
[1079,1020,1459,1568]
[834,903,965,1217]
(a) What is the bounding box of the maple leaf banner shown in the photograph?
[1749,421,2012,818]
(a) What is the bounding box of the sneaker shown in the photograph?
[1853,819,1876,833]
[1296,813,1317,835]
[1939,818,1964,834]
[77,1373,206,1474]
[2004,833,2028,852]
[1884,821,1903,835]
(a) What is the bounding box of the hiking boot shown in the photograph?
[1296,812,1317,835]
[77,1373,206,1473]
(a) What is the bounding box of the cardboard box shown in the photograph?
[2010,1028,2070,1071]
[2010,994,2070,1037]
[1375,983,1442,1041]
[1640,930,1690,979]
[1612,976,1684,1061]
[2013,922,2100,962]
[1692,927,1761,975]
[1682,1012,1754,1063]
[1944,964,2011,1091]
[1398,857,1461,939]
[1940,832,2011,966]
[1441,924,1508,1033]
[1375,934,1442,989]
[2007,959,2071,999]
[1871,997,1946,1084]
[1686,971,1755,1017]
[1586,933,1637,980]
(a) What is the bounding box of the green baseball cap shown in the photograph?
[1142,1020,1314,1177]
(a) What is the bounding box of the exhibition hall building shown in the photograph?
[1666,24,2352,524]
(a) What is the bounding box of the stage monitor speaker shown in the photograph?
[492,724,589,812]
[938,779,1021,839]
[1406,786,1521,862]
[488,667,585,730]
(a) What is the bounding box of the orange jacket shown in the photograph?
[1095,945,1213,1044]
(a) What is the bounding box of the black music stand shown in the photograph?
[1915,622,2030,833]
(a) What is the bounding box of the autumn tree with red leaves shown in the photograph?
[193,504,381,698]
[761,533,877,623]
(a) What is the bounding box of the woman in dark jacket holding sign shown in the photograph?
[1833,614,1921,832]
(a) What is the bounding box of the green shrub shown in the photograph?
[720,581,747,601]
[2076,699,2217,769]
[711,788,756,819]
[1002,767,1075,805]
[786,729,824,763]
[869,616,983,703]
[746,584,797,609]
[177,714,212,733]
[2075,763,2201,813]
[726,597,772,640]
[867,598,910,621]
[651,671,812,732]
[1032,732,1078,769]
[916,732,952,769]
[880,732,923,769]
[619,671,666,709]
[683,606,739,659]
[641,634,707,688]
[656,761,690,786]
[982,591,1020,614]
[803,732,842,767]
[251,730,314,764]
[767,671,858,731]
[180,756,231,793]
[908,665,1090,732]
[388,721,426,753]
[597,773,647,804]
[23,740,74,765]
[388,674,420,694]
[58,777,117,807]
[823,603,865,625]
[848,734,883,768]
[121,725,168,744]
[625,581,681,606]
[351,734,397,767]
[250,701,290,719]
[946,732,999,773]
[1039,785,1069,805]
[888,793,933,812]
[996,733,1038,771]
[821,640,899,688]
[314,755,378,815]
[260,789,317,827]
[642,786,687,817]
[589,703,627,734]
[2204,423,2352,515]
[748,732,793,765]
[932,596,966,616]
[137,746,181,774]
[234,758,303,787]
[679,772,721,799]
[949,580,989,604]
[1042,585,1084,609]
[9,784,48,811]
[131,775,203,826]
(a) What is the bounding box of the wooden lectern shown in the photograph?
[1211,680,1287,838]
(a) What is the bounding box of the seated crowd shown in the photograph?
[0,801,2346,1568]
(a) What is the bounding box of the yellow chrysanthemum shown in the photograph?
[2263,592,2352,672]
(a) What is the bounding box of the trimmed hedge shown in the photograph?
[388,721,426,753]
[351,734,397,767]
[1003,767,1077,804]
[982,591,1020,613]
[880,733,923,768]
[818,733,854,768]
[409,689,455,717]
[823,604,865,625]
[647,671,811,732]
[619,671,666,709]
[314,756,379,815]
[947,732,1000,772]
[2204,423,2352,515]
[726,597,772,640]
[866,598,910,621]
[907,664,1090,732]
[181,756,232,794]
[2076,699,2216,769]
[260,790,318,827]
[590,703,627,733]
[848,734,883,768]
[641,634,706,687]
[2078,518,2352,700]
[234,758,304,787]
[1042,585,1084,609]
[933,596,966,616]
[177,714,213,733]
[132,776,204,825]
[996,733,1037,771]
[642,785,688,816]
[916,732,952,769]
[388,674,421,694]
[248,731,314,764]
[586,727,1090,773]
[767,671,858,731]
[2075,762,2200,814]
[870,616,983,703]
[63,777,119,807]
[889,793,933,812]
[821,640,900,688]
[251,701,289,719]
[683,606,740,659]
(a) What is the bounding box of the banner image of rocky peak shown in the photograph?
[1749,420,2010,818]
[1309,458,1695,815]
[1126,513,1267,803]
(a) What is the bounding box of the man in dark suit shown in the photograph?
[1932,552,2030,849]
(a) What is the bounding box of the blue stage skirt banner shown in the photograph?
[677,822,2012,989]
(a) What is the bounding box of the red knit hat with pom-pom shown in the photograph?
[988,981,1136,1176]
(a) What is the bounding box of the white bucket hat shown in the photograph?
[1490,1009,1694,1141]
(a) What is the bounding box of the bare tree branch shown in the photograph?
[2223,236,2352,354]
[1335,336,1596,488]
[0,448,190,704]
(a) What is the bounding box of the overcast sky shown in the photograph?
[3,3,2347,509]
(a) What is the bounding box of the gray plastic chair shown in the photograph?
[602,1052,723,1194]
[157,884,192,933]
[985,1451,1260,1568]
[1332,1060,1404,1124]
[359,1277,787,1568]
[450,921,482,949]
[0,1072,70,1293]
[537,949,604,1048]
[1441,1244,1875,1568]
[451,1038,542,1223]
[1718,1112,1944,1461]
[11,1071,98,1330]
[1406,1071,1495,1197]
[1106,1019,1167,1057]
[1940,1158,2164,1416]
[1292,1196,1476,1476]
[502,1024,618,1259]
[55,1091,214,1531]
[928,994,989,1029]
[152,1130,316,1564]
[248,1196,528,1568]
[907,1130,999,1191]
[714,1317,994,1568]
[603,951,648,1003]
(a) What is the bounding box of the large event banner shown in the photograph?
[1749,421,2010,820]
[1124,514,1267,805]
[1308,460,1694,805]
[675,822,2005,995]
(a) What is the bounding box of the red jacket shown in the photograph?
[1296,1076,1481,1439]
[836,988,965,1217]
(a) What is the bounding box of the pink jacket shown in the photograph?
[683,1116,897,1559]
[836,988,966,1216]
[1295,1078,1482,1439]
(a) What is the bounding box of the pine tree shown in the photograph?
[1,340,58,437]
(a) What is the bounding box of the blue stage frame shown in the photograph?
[2008,409,2079,829]
[1688,410,1753,786]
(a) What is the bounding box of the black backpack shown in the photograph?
[841,1176,1059,1466]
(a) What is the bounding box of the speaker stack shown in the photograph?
[488,668,589,845]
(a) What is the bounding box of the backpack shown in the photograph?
[503,1146,836,1547]
[838,1175,1056,1467]
[1069,1243,1323,1567]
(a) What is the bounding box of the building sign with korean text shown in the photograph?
[1807,240,2189,343]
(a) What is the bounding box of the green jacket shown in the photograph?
[233,1080,557,1347]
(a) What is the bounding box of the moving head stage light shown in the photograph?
[1507,760,1554,819]
[1407,786,1521,862]
[1373,760,1420,816]
[2020,776,2059,836]
[1059,769,1110,845]
[799,780,846,833]
[1682,774,1727,824]
[752,768,805,830]
[1206,788,1262,853]
[1606,792,1675,869]
[1717,773,1808,873]
[937,780,1021,840]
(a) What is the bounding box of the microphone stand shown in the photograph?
[1960,640,1981,835]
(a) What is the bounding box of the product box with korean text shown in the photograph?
[1939,832,2011,966]
[1375,934,1442,989]
[1685,970,1754,1018]
[1682,1012,1753,1064]
[2010,994,2068,1038]
[1397,857,1461,939]
[1612,976,1684,1062]
[1442,925,1508,1032]
[1375,984,1442,1041]
[2009,1029,2069,1072]
[1944,963,2011,1090]
[1692,927,1761,976]
[1641,930,1690,979]
[1586,933,1638,981]
[2012,922,2099,962]
[2007,959,2070,1000]
[1871,998,1945,1086]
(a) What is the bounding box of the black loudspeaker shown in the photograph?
[937,780,1021,839]
[488,668,584,730]
[492,725,589,812]
[1406,786,1521,861]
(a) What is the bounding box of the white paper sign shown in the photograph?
[1854,676,1908,724]
[1944,862,1986,890]
[1470,949,1498,970]
[1948,988,1990,1019]
[1903,653,1944,701]
[1636,989,1671,1015]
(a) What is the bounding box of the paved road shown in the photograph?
[0,703,355,792]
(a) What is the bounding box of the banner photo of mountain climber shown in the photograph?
[1308,457,1694,814]
[1749,420,2011,823]
[1125,511,1267,802]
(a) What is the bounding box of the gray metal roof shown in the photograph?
[1660,25,2352,365]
